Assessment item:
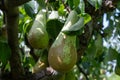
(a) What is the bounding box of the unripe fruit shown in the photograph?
[28,10,49,49]
[48,10,78,73]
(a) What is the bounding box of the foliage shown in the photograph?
[0,0,120,80]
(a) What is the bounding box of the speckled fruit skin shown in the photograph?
[48,10,78,73]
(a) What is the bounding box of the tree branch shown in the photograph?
[77,21,93,61]
[4,0,31,8]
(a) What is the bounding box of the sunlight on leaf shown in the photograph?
[79,13,91,24]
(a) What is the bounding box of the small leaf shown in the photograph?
[105,47,118,62]
[80,13,91,24]
[58,4,65,16]
[37,0,46,9]
[94,34,103,58]
[67,0,74,9]
[87,0,96,7]
[87,0,100,10]
[62,17,84,35]
[23,20,33,34]
[86,40,96,60]
[98,0,102,7]
[0,42,11,66]
[117,53,120,67]
[24,1,36,18]
[73,0,80,8]
[79,0,85,13]
[46,19,63,39]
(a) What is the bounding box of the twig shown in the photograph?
[61,0,70,13]
[30,47,39,62]
[77,22,93,61]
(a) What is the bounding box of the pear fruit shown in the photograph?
[28,10,49,49]
[48,10,78,73]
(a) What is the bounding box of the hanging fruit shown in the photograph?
[27,10,49,49]
[48,10,78,73]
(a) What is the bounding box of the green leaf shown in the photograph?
[24,1,36,18]
[65,69,76,80]
[23,20,33,34]
[67,0,74,9]
[0,42,11,66]
[86,40,96,60]
[80,13,91,24]
[46,19,63,39]
[104,47,118,63]
[79,0,85,13]
[87,0,96,7]
[98,0,102,7]
[107,73,120,80]
[58,4,65,16]
[62,17,84,35]
[87,0,102,10]
[73,0,80,8]
[37,0,46,9]
[94,34,103,58]
[117,53,120,67]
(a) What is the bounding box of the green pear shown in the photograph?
[28,10,49,49]
[48,10,78,73]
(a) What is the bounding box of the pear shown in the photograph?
[28,10,49,49]
[48,10,78,73]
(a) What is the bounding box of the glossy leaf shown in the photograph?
[79,0,85,13]
[79,13,91,24]
[24,1,37,18]
[62,17,84,35]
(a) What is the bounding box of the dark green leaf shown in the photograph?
[73,0,80,8]
[117,53,120,67]
[67,0,74,9]
[94,34,103,58]
[0,42,11,66]
[86,40,96,60]
[37,0,46,9]
[24,1,36,18]
[87,0,102,10]
[46,19,63,39]
[104,47,118,63]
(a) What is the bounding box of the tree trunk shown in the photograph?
[6,7,24,80]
